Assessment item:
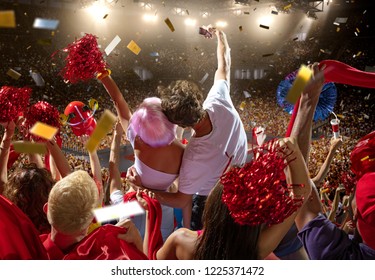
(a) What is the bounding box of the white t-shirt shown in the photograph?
[178,79,248,196]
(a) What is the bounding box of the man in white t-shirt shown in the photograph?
[155,28,247,229]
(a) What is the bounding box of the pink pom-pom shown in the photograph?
[24,101,60,142]
[221,143,304,226]
[56,34,108,84]
[0,86,32,123]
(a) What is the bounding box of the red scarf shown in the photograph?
[64,224,148,260]
[286,60,375,137]
[124,191,163,260]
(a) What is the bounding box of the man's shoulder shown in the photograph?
[206,80,229,99]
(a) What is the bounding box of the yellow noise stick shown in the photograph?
[286,65,313,105]
[12,141,47,154]
[85,110,117,153]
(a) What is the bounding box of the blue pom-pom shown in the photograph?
[276,70,337,121]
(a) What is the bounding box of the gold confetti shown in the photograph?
[127,40,141,55]
[164,18,175,32]
[0,10,16,28]
[361,155,369,161]
[6,68,21,80]
[239,101,246,111]
[284,4,292,10]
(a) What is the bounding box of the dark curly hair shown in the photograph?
[159,80,206,128]
[4,163,54,234]
[194,182,261,260]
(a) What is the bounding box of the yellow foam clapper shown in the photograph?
[286,65,313,104]
[85,109,117,153]
[12,141,47,154]
[0,10,16,28]
[30,121,59,140]
[164,17,175,32]
[127,40,141,55]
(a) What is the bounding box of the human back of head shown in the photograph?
[160,80,205,128]
[130,97,176,147]
[4,163,54,233]
[194,181,261,260]
[47,170,98,236]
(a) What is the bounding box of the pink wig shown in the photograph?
[130,97,176,147]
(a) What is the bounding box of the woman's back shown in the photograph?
[134,138,184,175]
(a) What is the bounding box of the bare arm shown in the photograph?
[135,189,154,257]
[290,63,325,165]
[156,228,196,260]
[258,137,312,259]
[99,75,132,134]
[213,29,231,82]
[327,185,346,222]
[154,190,192,226]
[46,138,71,178]
[89,151,103,205]
[320,188,330,215]
[27,152,45,169]
[156,230,179,260]
[109,121,124,196]
[116,219,143,253]
[48,155,61,181]
[295,180,323,231]
[312,137,343,185]
[80,134,104,205]
[0,121,15,193]
[127,166,193,228]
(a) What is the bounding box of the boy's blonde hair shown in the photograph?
[47,171,98,235]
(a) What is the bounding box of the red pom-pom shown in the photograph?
[0,86,31,122]
[221,144,304,226]
[57,34,108,84]
[24,101,60,142]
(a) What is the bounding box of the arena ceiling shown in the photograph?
[1,0,374,82]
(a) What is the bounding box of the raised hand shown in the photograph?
[330,137,343,151]
[302,62,326,101]
[126,165,143,189]
[136,189,155,211]
[116,218,143,251]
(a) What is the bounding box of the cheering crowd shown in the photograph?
[1,2,375,261]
